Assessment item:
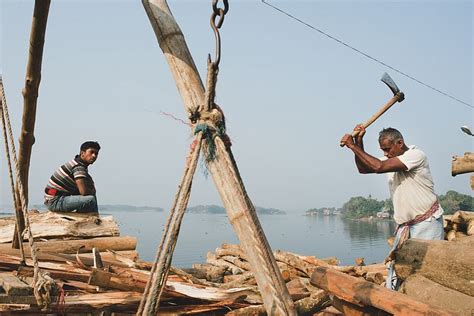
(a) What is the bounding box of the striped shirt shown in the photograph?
[44,156,93,201]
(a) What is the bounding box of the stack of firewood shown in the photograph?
[0,211,255,314]
[394,234,474,315]
[177,243,395,315]
[444,210,474,241]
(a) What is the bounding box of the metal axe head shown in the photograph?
[381,72,404,101]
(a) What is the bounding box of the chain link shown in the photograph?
[210,0,229,66]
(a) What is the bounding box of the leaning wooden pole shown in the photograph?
[141,1,296,315]
[12,0,51,248]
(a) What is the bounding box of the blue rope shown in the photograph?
[195,123,217,163]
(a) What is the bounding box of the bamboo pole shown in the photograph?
[13,0,51,248]
[141,1,295,314]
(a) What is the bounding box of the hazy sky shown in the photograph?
[1,1,472,213]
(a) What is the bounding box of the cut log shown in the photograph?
[365,271,385,285]
[274,250,315,276]
[315,305,343,315]
[286,278,311,300]
[220,255,252,271]
[0,236,137,254]
[353,263,386,277]
[401,274,474,316]
[188,263,226,283]
[294,290,330,315]
[0,291,143,313]
[0,273,32,295]
[310,266,455,315]
[215,247,246,260]
[0,211,120,243]
[88,268,145,292]
[331,296,390,316]
[221,272,256,289]
[16,265,90,283]
[446,229,456,241]
[394,237,474,296]
[226,304,266,316]
[467,219,474,235]
[0,254,91,275]
[0,246,138,267]
[206,252,243,275]
[451,152,474,176]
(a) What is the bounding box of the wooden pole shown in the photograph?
[141,1,295,314]
[13,0,51,248]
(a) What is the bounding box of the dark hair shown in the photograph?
[379,128,404,143]
[80,141,101,152]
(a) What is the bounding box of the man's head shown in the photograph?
[80,141,100,165]
[378,128,407,158]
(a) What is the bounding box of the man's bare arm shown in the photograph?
[349,145,407,173]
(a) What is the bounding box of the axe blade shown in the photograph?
[381,72,400,96]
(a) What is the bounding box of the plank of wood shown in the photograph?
[0,273,32,295]
[0,236,137,254]
[0,211,120,243]
[310,266,455,316]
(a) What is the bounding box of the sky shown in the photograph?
[0,0,472,213]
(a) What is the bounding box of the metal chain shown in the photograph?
[210,0,229,67]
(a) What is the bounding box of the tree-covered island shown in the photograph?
[305,190,473,220]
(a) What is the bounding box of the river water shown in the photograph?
[109,210,396,267]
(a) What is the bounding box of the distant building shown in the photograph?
[376,210,390,218]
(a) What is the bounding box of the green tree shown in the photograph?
[382,198,394,216]
[439,190,474,215]
[342,196,384,219]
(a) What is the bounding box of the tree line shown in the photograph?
[339,190,473,219]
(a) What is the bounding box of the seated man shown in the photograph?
[44,141,100,213]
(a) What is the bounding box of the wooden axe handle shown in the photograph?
[340,93,403,147]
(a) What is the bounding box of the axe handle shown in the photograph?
[340,93,402,147]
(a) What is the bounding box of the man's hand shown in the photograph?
[340,134,355,148]
[353,124,366,145]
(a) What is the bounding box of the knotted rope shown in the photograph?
[0,76,56,310]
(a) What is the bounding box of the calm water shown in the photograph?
[108,210,396,267]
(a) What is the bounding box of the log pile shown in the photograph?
[181,243,393,315]
[1,211,472,314]
[444,210,474,240]
[394,236,474,315]
[0,211,254,314]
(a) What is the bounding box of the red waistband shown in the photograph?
[403,200,440,227]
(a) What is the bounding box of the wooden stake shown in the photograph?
[13,0,51,248]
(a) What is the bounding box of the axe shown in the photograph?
[340,72,405,147]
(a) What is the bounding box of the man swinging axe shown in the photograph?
[340,73,444,290]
